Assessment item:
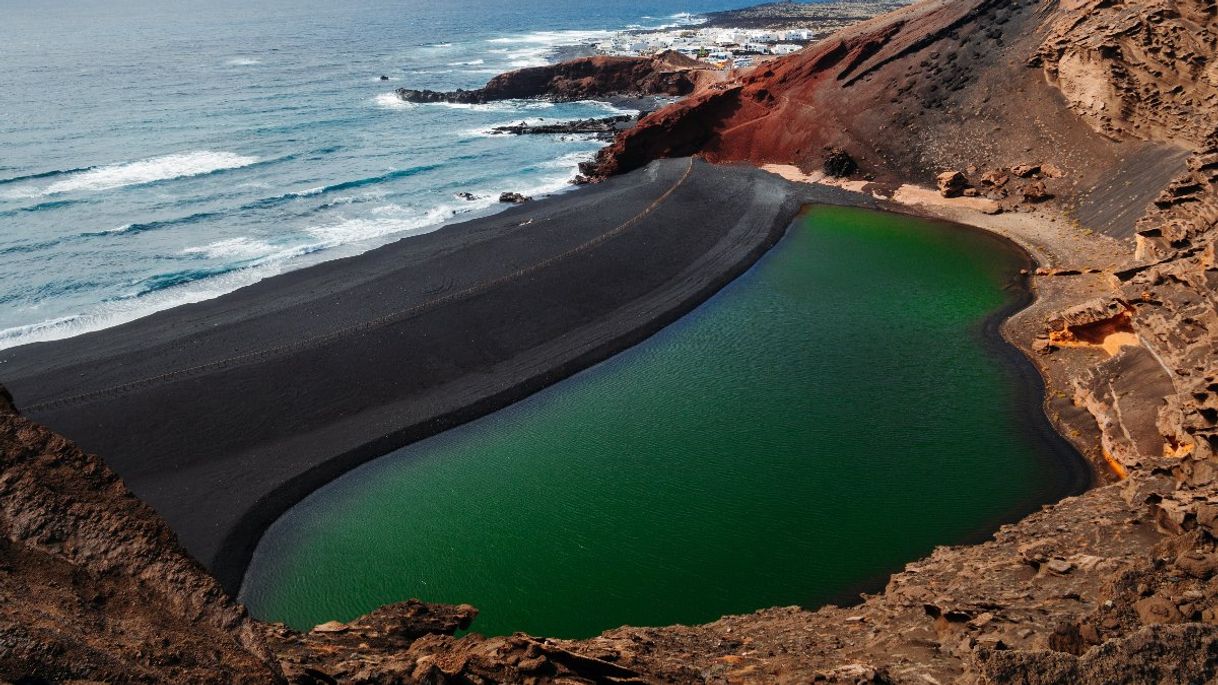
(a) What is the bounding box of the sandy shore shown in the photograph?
[0,158,867,593]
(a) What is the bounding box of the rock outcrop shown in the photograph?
[0,391,279,683]
[396,51,715,105]
[489,114,635,141]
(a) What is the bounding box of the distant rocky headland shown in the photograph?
[4,0,1218,682]
[697,0,914,30]
[395,51,716,105]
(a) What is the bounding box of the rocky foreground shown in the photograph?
[4,0,1218,683]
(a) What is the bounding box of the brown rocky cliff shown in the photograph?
[396,51,719,104]
[0,392,280,682]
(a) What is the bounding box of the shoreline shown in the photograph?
[0,156,1096,608]
[761,164,1129,482]
[800,201,1095,615]
[241,201,1090,635]
[0,158,864,594]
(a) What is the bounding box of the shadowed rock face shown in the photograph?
[396,51,714,104]
[0,392,278,683]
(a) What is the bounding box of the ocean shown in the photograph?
[0,0,756,348]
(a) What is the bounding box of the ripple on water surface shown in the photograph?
[239,206,1080,638]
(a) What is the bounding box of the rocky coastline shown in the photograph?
[489,114,636,141]
[3,0,1218,682]
[395,51,716,105]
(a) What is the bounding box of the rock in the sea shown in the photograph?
[455,192,481,201]
[822,148,858,178]
[490,115,634,141]
[379,75,389,81]
[499,192,532,204]
[937,170,968,198]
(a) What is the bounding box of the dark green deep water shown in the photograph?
[239,206,1081,638]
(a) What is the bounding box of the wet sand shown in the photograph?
[0,158,866,592]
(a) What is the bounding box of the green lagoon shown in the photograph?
[240,206,1082,638]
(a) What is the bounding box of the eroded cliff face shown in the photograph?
[0,390,278,682]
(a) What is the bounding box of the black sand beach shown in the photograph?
[0,159,866,592]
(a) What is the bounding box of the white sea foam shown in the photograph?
[373,92,412,110]
[182,236,278,260]
[42,151,259,195]
[448,59,485,66]
[0,266,287,350]
[431,99,556,113]
[227,57,262,66]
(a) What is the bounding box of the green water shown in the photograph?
[240,206,1077,638]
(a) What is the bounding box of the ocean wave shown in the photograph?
[41,151,260,195]
[0,198,85,217]
[448,59,485,66]
[0,238,67,257]
[227,57,262,66]
[486,30,612,46]
[239,164,443,211]
[430,99,557,112]
[373,92,413,109]
[79,211,222,238]
[0,166,94,186]
[0,264,297,350]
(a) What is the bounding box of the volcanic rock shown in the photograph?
[1022,179,1052,203]
[823,148,858,177]
[397,51,715,105]
[490,115,635,141]
[1012,163,1042,178]
[498,192,532,204]
[937,170,968,198]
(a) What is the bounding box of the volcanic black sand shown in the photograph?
[0,158,866,592]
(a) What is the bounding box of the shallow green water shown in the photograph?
[240,206,1078,638]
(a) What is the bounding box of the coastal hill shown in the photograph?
[3,0,1218,683]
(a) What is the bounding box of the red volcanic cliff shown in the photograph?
[594,0,1216,199]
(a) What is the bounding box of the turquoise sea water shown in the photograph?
[240,207,1081,638]
[0,0,760,347]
